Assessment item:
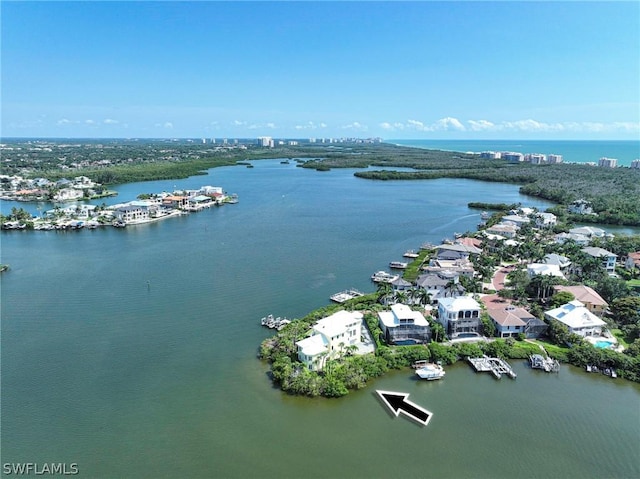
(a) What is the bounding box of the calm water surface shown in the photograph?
[2,161,639,478]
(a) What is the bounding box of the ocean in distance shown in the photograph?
[391,139,640,166]
[2,159,639,478]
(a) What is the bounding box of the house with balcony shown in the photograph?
[488,306,530,338]
[581,246,617,275]
[544,300,606,337]
[437,296,481,338]
[534,212,557,228]
[296,310,363,371]
[377,304,431,345]
[415,271,465,305]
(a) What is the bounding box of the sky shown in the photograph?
[2,1,639,140]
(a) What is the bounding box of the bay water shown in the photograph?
[1,160,639,478]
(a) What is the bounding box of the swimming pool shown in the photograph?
[594,340,614,349]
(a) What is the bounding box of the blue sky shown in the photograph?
[2,1,639,140]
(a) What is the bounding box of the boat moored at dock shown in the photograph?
[389,261,408,269]
[330,289,365,303]
[260,314,291,330]
[414,362,446,380]
[371,271,399,283]
[529,354,560,373]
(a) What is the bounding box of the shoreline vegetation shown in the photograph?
[1,140,639,226]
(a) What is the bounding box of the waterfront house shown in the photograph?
[488,306,530,338]
[437,296,481,338]
[553,285,608,317]
[485,223,518,238]
[114,204,150,223]
[377,304,431,345]
[581,246,617,275]
[296,310,363,371]
[568,199,594,215]
[416,271,465,305]
[500,214,530,227]
[534,212,557,228]
[162,195,188,209]
[554,232,590,246]
[570,226,606,239]
[435,243,482,261]
[544,300,606,337]
[422,259,475,278]
[53,187,84,202]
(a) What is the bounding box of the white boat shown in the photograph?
[415,363,446,380]
[371,271,399,283]
[389,261,408,269]
[403,250,419,258]
[481,211,490,220]
[261,314,274,327]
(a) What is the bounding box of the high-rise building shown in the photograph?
[547,154,563,164]
[598,157,617,168]
[630,159,640,169]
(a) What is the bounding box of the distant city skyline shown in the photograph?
[2,1,639,140]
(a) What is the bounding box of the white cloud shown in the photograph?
[433,117,466,131]
[407,119,426,131]
[380,117,639,135]
[85,119,96,125]
[248,122,277,130]
[467,119,495,131]
[164,122,173,129]
[233,120,246,126]
[341,121,367,131]
[294,121,323,130]
[103,118,119,125]
[56,118,73,125]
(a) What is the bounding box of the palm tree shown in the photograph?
[408,287,421,305]
[376,281,393,304]
[416,288,432,307]
[394,290,408,304]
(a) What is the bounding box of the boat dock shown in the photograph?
[260,314,291,331]
[330,289,365,303]
[467,355,517,379]
[529,354,560,373]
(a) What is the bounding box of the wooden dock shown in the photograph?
[467,355,517,379]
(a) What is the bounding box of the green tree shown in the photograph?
[549,291,575,308]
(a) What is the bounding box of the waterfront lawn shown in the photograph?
[611,329,630,349]
[402,249,432,283]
